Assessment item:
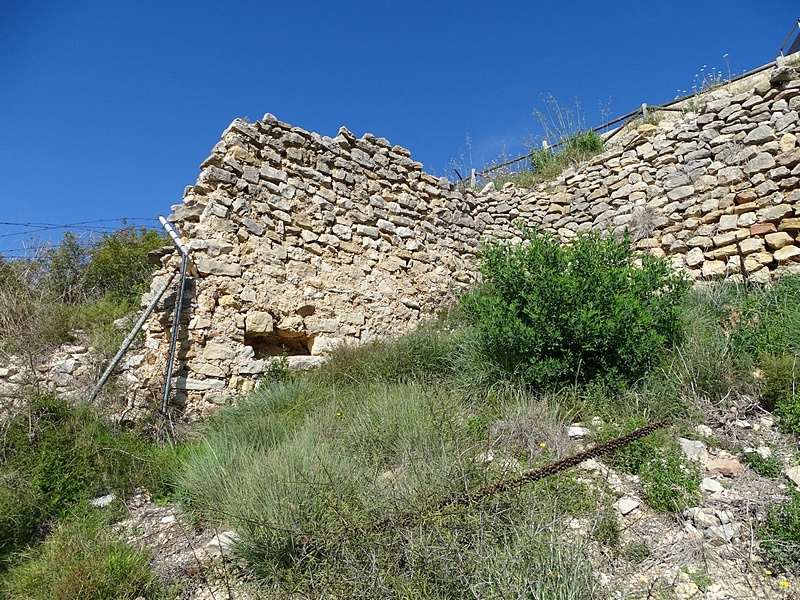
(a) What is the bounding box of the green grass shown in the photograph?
[484,130,605,190]
[0,394,177,570]
[1,511,164,600]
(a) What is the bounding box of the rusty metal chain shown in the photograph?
[374,419,668,531]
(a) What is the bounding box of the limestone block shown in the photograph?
[706,458,744,477]
[765,231,795,250]
[260,164,288,183]
[237,359,267,374]
[750,222,778,236]
[200,166,237,185]
[774,245,800,263]
[744,152,776,174]
[702,261,726,278]
[195,258,242,277]
[780,218,800,232]
[738,237,765,254]
[245,311,274,333]
[666,185,694,201]
[195,363,226,378]
[203,342,236,361]
[780,133,798,152]
[686,236,712,248]
[174,377,225,391]
[685,247,705,267]
[743,124,777,145]
[310,336,344,355]
[277,315,305,337]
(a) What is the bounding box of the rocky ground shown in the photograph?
[5,335,800,598]
[101,394,799,600]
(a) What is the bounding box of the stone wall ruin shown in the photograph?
[126,57,800,418]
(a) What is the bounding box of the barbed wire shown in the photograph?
[0,218,163,258]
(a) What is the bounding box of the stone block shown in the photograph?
[750,222,778,236]
[765,231,795,250]
[775,245,800,263]
[195,258,242,277]
[245,311,274,333]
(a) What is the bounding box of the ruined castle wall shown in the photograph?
[128,61,800,418]
[129,115,489,416]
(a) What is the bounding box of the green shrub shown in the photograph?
[460,229,689,389]
[740,449,782,478]
[42,232,92,303]
[87,226,168,303]
[640,445,700,513]
[759,491,800,573]
[1,513,162,600]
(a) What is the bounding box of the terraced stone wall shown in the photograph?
[127,59,800,418]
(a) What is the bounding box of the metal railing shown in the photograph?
[472,49,787,183]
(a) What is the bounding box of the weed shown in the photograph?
[685,569,713,591]
[595,417,667,475]
[259,354,292,385]
[621,540,651,563]
[740,448,783,478]
[759,490,800,573]
[640,444,701,513]
[592,508,620,549]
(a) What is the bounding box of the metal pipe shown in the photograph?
[158,216,189,255]
[87,270,177,403]
[160,251,189,415]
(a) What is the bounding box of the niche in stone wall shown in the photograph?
[243,310,311,358]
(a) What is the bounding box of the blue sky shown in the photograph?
[0,1,797,256]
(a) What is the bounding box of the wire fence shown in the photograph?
[0,218,162,258]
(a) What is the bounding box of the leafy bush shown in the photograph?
[740,449,782,478]
[87,226,168,303]
[42,232,92,303]
[460,229,689,389]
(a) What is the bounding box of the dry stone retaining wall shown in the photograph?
[128,59,800,418]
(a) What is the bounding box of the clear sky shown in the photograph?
[1,1,797,256]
